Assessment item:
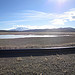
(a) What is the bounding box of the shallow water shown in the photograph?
[0,35,70,39]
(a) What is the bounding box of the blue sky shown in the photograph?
[0,0,75,30]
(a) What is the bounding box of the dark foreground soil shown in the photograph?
[0,53,75,75]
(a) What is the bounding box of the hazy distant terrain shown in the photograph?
[0,31,75,49]
[0,27,75,32]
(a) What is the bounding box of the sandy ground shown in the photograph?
[0,32,75,75]
[0,32,75,49]
[0,36,75,49]
[0,53,75,75]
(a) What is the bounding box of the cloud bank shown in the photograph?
[1,8,75,30]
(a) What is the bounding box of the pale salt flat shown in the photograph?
[0,35,70,39]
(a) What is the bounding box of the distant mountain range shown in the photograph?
[10,27,75,32]
[0,27,75,32]
[10,27,29,31]
[22,27,75,32]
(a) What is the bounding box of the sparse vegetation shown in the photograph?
[0,54,75,75]
[0,32,75,75]
[16,57,23,61]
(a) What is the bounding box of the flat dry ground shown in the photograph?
[0,32,75,75]
[0,32,75,49]
[0,32,75,35]
[0,54,75,75]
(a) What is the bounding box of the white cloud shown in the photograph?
[51,19,67,25]
[26,9,75,26]
[59,9,75,21]
[21,10,55,21]
[49,8,75,27]
[1,8,75,29]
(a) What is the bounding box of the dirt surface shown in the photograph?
[0,36,75,49]
[0,32,75,49]
[0,32,75,35]
[0,53,75,75]
[0,32,75,75]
